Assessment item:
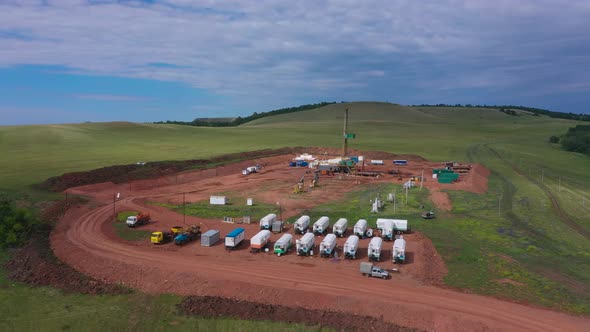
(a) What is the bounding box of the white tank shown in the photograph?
[294,215,311,234]
[368,237,383,261]
[296,232,315,256]
[332,218,348,237]
[259,213,277,230]
[392,219,409,233]
[313,216,330,235]
[353,219,368,237]
[319,234,337,257]
[393,236,406,263]
[250,230,271,251]
[343,235,359,259]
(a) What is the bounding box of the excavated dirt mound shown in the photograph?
[179,296,417,332]
[5,233,129,295]
[4,198,128,295]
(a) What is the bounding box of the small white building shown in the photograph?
[210,195,227,205]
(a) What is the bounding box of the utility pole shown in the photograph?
[420,169,424,190]
[498,194,502,217]
[393,189,396,213]
[183,192,186,225]
[405,185,409,204]
[342,108,349,158]
[113,193,116,221]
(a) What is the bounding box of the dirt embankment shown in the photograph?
[4,198,129,295]
[37,147,423,192]
[179,296,417,332]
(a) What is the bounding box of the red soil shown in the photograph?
[47,150,589,332]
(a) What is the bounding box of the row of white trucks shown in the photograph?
[225,226,406,263]
[222,214,407,263]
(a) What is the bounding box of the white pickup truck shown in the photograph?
[359,262,389,279]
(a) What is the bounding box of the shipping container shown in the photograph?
[271,220,283,233]
[376,219,394,240]
[368,237,383,262]
[210,196,227,205]
[393,160,408,166]
[319,234,337,258]
[313,216,330,235]
[250,230,271,252]
[259,213,277,230]
[296,232,315,256]
[391,219,409,233]
[392,236,406,264]
[370,160,384,165]
[332,218,348,237]
[343,235,359,259]
[294,215,310,234]
[274,234,293,256]
[353,219,368,237]
[225,228,245,250]
[201,229,220,247]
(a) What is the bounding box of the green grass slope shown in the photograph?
[1,102,590,327]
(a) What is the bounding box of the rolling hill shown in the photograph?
[1,102,590,329]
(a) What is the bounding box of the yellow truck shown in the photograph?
[150,226,183,244]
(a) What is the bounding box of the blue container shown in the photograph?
[296,161,309,167]
[289,161,296,167]
[350,156,359,163]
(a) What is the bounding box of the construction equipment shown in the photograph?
[310,171,320,188]
[422,211,436,219]
[150,226,182,244]
[294,175,306,193]
[173,225,201,245]
[126,213,150,227]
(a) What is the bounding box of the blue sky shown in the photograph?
[1,0,589,125]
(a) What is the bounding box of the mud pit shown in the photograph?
[50,150,590,332]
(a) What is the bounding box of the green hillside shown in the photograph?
[1,102,590,329]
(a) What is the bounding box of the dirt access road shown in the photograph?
[52,153,590,332]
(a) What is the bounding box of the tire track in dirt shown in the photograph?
[484,144,590,240]
[51,196,590,332]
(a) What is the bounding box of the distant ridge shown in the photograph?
[413,104,590,121]
[154,102,336,127]
[155,101,589,127]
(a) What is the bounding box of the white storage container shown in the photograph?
[343,235,359,259]
[319,234,337,257]
[393,236,406,263]
[353,219,368,237]
[294,215,311,234]
[250,230,271,252]
[210,195,227,205]
[368,237,383,262]
[274,234,293,256]
[313,216,330,235]
[376,218,394,240]
[332,218,348,237]
[259,213,277,230]
[225,228,245,250]
[296,232,315,256]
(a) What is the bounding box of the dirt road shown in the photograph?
[51,155,590,331]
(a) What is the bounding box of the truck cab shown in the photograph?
[126,216,138,227]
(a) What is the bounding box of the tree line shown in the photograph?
[413,104,590,122]
[154,102,337,127]
[557,125,590,156]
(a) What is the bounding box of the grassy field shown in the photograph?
[1,102,589,329]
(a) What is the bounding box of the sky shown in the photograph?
[1,0,589,125]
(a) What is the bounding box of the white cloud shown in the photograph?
[0,0,589,111]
